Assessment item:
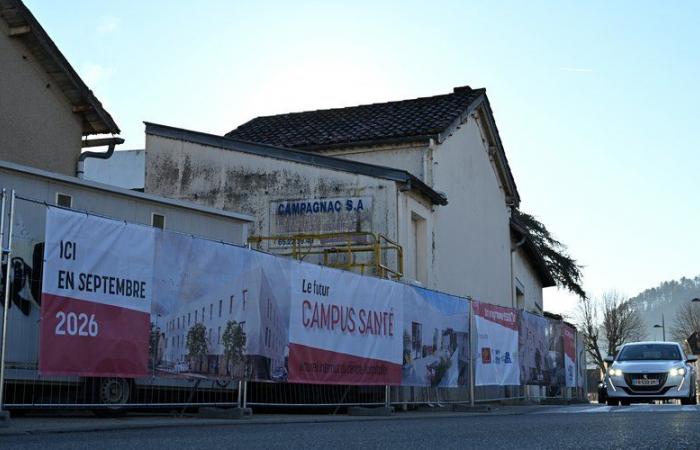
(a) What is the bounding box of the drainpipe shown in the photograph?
[76,137,125,178]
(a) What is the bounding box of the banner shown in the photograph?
[401,287,469,387]
[545,319,565,387]
[40,207,155,377]
[38,207,581,388]
[576,332,586,389]
[518,311,548,385]
[474,301,519,386]
[288,264,403,385]
[152,230,292,382]
[563,323,577,388]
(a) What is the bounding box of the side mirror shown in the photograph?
[688,355,698,363]
[604,356,614,364]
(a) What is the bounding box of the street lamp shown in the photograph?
[653,313,666,341]
[691,298,700,303]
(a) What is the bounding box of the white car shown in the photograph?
[604,341,697,406]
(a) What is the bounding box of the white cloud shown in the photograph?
[96,15,120,34]
[79,62,112,87]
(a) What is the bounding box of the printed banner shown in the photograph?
[288,264,403,385]
[576,332,586,389]
[545,319,565,387]
[38,207,581,388]
[40,207,155,377]
[152,231,292,382]
[518,311,548,385]
[474,301,519,386]
[401,287,470,387]
[563,324,577,388]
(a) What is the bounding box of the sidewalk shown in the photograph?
[0,404,571,436]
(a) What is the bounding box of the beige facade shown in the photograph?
[0,19,82,175]
[0,0,120,177]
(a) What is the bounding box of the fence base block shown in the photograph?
[0,410,9,426]
[347,406,394,416]
[198,407,253,419]
[452,404,493,413]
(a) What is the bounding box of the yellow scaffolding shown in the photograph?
[248,231,404,280]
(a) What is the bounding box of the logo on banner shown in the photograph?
[481,347,492,364]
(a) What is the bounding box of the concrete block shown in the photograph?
[347,406,395,416]
[198,407,252,419]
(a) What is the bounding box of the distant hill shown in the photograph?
[628,276,700,342]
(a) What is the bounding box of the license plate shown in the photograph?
[632,378,659,386]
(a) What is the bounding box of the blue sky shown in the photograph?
[26,1,700,316]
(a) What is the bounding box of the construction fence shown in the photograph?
[0,189,586,411]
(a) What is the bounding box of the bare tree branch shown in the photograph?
[670,303,700,350]
[576,291,646,374]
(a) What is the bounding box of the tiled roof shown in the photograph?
[226,86,485,149]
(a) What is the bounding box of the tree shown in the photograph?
[187,323,209,372]
[670,303,700,347]
[577,291,646,373]
[222,320,246,378]
[512,210,585,299]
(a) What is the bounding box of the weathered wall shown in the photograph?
[323,145,427,181]
[145,134,400,243]
[0,21,83,176]
[513,246,544,313]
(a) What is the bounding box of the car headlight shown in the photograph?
[670,367,686,377]
[608,368,622,377]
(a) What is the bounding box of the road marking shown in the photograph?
[538,404,700,414]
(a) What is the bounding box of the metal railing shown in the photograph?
[248,231,404,280]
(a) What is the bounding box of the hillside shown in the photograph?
[628,276,700,342]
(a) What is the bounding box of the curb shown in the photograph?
[0,404,580,436]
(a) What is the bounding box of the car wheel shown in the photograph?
[606,398,619,406]
[90,377,130,417]
[619,400,631,406]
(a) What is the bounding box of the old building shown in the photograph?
[0,0,120,176]
[225,86,555,310]
[143,87,553,311]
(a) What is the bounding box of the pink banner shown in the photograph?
[288,343,401,385]
[39,294,149,377]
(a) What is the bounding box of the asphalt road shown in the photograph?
[5,405,700,449]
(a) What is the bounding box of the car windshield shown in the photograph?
[617,344,682,361]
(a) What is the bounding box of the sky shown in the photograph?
[25,0,700,317]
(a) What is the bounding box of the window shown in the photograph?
[229,295,234,314]
[56,193,72,208]
[151,213,165,229]
[195,310,198,323]
[242,289,248,311]
[209,303,213,320]
[218,299,222,317]
[217,326,221,344]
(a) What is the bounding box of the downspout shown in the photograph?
[76,137,125,178]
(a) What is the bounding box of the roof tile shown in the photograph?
[226,86,484,149]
